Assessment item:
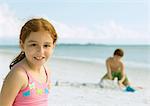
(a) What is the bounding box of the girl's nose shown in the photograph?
[37,46,44,54]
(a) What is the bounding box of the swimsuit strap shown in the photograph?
[20,66,31,83]
[20,65,49,84]
[43,66,49,83]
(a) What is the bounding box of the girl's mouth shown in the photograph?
[34,56,45,61]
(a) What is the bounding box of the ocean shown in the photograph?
[0,44,150,69]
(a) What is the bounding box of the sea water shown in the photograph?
[54,44,150,69]
[0,44,150,69]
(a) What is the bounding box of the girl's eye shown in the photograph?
[44,45,51,48]
[30,44,36,46]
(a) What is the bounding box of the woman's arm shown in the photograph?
[0,68,26,106]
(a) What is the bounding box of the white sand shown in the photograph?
[0,53,150,106]
[48,58,150,106]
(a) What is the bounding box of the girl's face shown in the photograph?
[21,30,54,67]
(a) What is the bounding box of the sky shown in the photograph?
[0,0,149,45]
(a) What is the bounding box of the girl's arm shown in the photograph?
[106,58,112,80]
[0,68,27,106]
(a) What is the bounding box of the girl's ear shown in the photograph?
[19,40,24,51]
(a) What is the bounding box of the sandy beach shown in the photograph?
[0,53,150,106]
[48,58,150,106]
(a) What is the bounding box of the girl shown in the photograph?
[0,18,57,106]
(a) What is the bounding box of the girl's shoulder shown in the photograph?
[10,60,26,75]
[0,65,28,104]
[10,65,27,77]
[5,65,28,89]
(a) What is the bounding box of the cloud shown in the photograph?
[0,3,20,38]
[53,20,150,45]
[0,3,149,45]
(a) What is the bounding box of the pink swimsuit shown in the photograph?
[13,66,49,106]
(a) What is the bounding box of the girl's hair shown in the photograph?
[113,48,124,57]
[9,18,58,69]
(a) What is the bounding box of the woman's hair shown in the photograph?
[113,48,124,57]
[9,18,58,69]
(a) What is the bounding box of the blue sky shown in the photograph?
[0,0,149,45]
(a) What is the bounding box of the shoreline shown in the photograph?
[0,53,150,88]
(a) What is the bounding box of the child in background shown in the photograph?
[99,48,131,88]
[0,18,57,106]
